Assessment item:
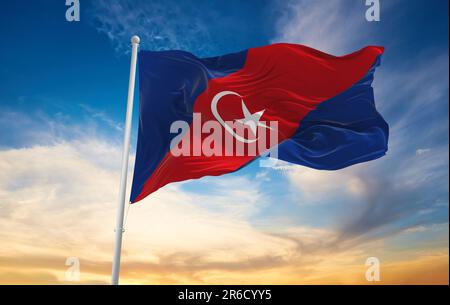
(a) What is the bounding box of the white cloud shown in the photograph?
[79,104,124,132]
[89,0,212,54]
[1,111,390,283]
[402,223,448,234]
[271,161,368,204]
[269,0,448,241]
[271,0,373,55]
[0,131,303,281]
[0,108,350,283]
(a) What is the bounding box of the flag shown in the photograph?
[130,43,388,203]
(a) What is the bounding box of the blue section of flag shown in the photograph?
[276,56,388,170]
[130,50,248,202]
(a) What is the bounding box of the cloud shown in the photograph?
[0,108,447,283]
[89,0,213,54]
[0,106,431,284]
[0,103,124,149]
[2,248,447,284]
[0,0,448,283]
[276,144,448,244]
[402,223,448,234]
[0,270,62,285]
[79,104,124,132]
[377,53,449,142]
[277,163,368,203]
[0,111,299,283]
[270,0,448,248]
[272,0,376,54]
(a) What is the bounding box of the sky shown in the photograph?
[0,0,448,284]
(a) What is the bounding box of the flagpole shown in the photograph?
[111,35,140,285]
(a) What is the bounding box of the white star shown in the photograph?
[236,100,271,136]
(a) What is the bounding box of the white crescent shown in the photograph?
[211,91,258,144]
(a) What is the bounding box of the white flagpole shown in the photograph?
[112,35,140,285]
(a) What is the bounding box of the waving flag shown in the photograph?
[130,43,388,203]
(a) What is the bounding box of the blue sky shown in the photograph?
[0,0,448,145]
[0,0,448,284]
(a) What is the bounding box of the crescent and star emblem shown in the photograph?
[211,91,271,143]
